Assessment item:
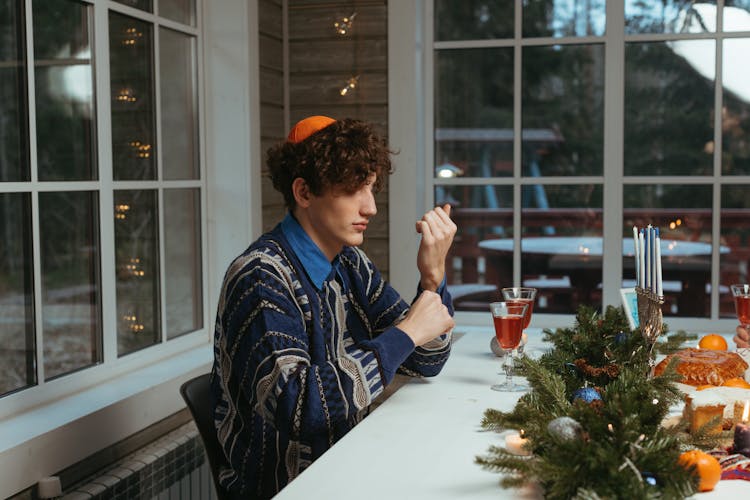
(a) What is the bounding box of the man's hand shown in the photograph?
[416,204,457,291]
[735,325,750,348]
[398,290,455,347]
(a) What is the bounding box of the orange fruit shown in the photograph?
[678,449,722,492]
[695,385,716,391]
[698,334,728,351]
[721,377,750,389]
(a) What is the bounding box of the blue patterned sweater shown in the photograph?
[210,214,453,499]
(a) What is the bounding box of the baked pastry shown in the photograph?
[683,386,750,433]
[653,348,748,386]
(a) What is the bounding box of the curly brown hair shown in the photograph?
[267,118,394,210]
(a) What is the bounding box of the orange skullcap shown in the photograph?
[287,115,336,143]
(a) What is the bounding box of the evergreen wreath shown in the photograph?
[476,305,721,499]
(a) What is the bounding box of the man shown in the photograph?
[210,116,456,499]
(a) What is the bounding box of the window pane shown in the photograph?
[623,184,713,318]
[33,0,96,181]
[160,0,196,26]
[164,188,202,338]
[443,186,512,311]
[520,184,603,313]
[40,191,101,379]
[0,193,35,396]
[113,0,153,13]
[0,0,29,182]
[722,38,750,175]
[160,27,198,180]
[624,41,714,176]
[522,0,606,37]
[720,185,750,318]
[435,48,513,178]
[434,0,513,41]
[115,190,160,355]
[110,12,156,180]
[625,0,716,34]
[522,44,604,176]
[724,1,750,31]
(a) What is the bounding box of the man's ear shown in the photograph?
[292,178,312,208]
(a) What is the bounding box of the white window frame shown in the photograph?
[0,1,263,496]
[389,0,745,334]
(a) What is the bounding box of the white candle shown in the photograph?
[643,224,654,290]
[655,232,662,297]
[633,226,640,287]
[639,230,645,290]
[505,431,531,456]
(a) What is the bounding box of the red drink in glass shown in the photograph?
[493,314,524,349]
[506,298,534,329]
[735,295,750,325]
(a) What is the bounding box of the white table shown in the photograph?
[273,328,747,499]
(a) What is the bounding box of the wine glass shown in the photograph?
[501,287,537,333]
[731,284,750,331]
[489,301,528,392]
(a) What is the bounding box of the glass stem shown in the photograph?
[504,349,513,386]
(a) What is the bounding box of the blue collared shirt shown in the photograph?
[280,212,336,290]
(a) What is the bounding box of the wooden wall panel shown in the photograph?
[288,4,387,40]
[259,33,283,72]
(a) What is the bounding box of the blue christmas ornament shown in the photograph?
[571,386,602,404]
[641,471,658,487]
[614,331,628,345]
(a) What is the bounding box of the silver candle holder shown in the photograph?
[636,286,664,375]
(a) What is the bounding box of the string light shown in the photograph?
[124,257,145,277]
[116,88,137,103]
[115,203,130,220]
[340,75,359,96]
[128,140,152,159]
[122,27,142,46]
[334,12,357,35]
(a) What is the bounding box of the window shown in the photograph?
[0,0,204,400]
[425,0,750,327]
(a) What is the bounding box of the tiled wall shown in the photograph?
[59,423,216,500]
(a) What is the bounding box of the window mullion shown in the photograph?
[512,0,522,286]
[601,0,626,308]
[95,1,118,363]
[710,4,725,320]
[154,21,167,343]
[23,0,46,386]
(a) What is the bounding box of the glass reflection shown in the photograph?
[160,27,198,180]
[434,0,513,41]
[160,0,196,26]
[33,0,97,181]
[1,0,29,182]
[623,184,713,318]
[523,0,606,37]
[520,185,603,312]
[720,185,750,318]
[40,191,101,379]
[435,48,513,178]
[625,0,716,34]
[110,12,156,180]
[722,38,750,175]
[0,193,35,396]
[439,185,512,309]
[113,0,152,13]
[164,189,202,339]
[522,44,604,177]
[724,1,750,31]
[624,41,714,176]
[115,190,160,355]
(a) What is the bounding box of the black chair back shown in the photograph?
[180,373,230,500]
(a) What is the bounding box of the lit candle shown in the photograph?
[505,430,531,456]
[734,400,750,456]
